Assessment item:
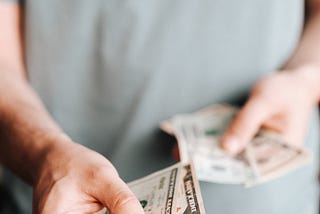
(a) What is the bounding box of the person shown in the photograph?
[0,0,320,213]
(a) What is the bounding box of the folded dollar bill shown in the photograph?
[128,162,206,214]
[100,162,205,214]
[160,104,311,187]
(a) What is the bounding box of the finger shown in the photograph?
[261,116,287,133]
[95,174,144,214]
[221,97,274,154]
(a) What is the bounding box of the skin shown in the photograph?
[0,1,320,214]
[0,3,144,214]
[221,0,320,154]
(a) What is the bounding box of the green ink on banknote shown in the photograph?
[140,200,148,208]
[205,129,219,136]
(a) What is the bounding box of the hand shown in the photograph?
[221,68,319,155]
[33,140,144,214]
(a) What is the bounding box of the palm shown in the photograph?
[34,179,105,213]
[32,143,143,214]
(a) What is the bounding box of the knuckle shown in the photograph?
[92,167,108,179]
[89,165,118,180]
[111,190,138,211]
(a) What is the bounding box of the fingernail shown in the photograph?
[223,137,240,154]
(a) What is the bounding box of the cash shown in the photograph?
[160,104,311,186]
[100,163,205,214]
[127,162,206,214]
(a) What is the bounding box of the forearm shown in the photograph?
[284,5,320,102]
[0,3,74,185]
[0,68,73,185]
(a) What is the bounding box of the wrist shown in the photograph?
[32,133,76,185]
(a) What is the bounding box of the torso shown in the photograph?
[5,1,320,213]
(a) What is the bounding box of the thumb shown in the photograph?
[98,174,144,214]
[221,98,273,154]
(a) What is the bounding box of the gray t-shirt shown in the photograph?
[2,0,320,213]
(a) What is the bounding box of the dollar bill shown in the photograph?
[171,106,254,184]
[161,104,311,186]
[127,162,206,214]
[245,130,311,186]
